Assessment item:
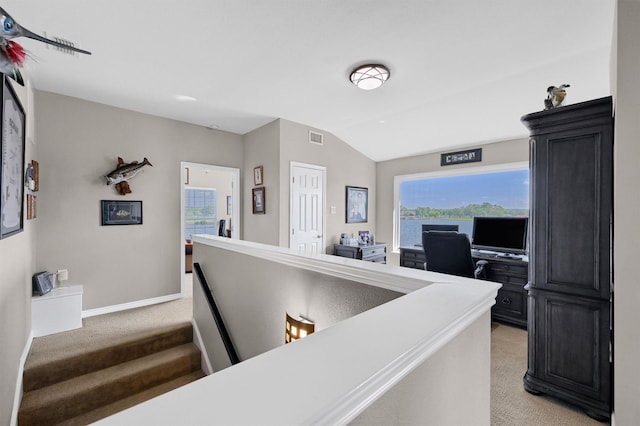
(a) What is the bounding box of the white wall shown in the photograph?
[0,81,36,426]
[33,91,243,310]
[193,240,401,371]
[613,0,640,423]
[375,138,529,265]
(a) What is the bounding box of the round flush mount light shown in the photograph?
[350,64,390,90]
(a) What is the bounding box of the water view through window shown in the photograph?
[399,169,529,247]
[185,188,217,240]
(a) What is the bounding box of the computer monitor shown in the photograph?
[471,217,528,255]
[421,223,459,233]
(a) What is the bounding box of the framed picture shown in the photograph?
[0,76,26,239]
[253,165,263,186]
[101,200,143,225]
[252,187,265,214]
[358,230,370,245]
[346,186,367,223]
[227,195,232,215]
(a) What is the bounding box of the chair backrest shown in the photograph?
[422,231,475,278]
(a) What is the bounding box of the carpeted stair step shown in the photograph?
[23,322,194,392]
[56,370,206,426]
[18,342,201,426]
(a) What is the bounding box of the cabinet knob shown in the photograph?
[502,298,512,305]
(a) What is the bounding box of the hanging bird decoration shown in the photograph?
[544,84,570,110]
[105,157,153,196]
[0,7,91,85]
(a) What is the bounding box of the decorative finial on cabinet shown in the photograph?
[544,84,570,110]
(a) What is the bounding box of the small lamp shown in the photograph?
[285,313,315,343]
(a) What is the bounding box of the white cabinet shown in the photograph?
[32,285,83,337]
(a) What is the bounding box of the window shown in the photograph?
[394,164,528,249]
[184,188,217,240]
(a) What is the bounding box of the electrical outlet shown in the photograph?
[330,206,336,214]
[57,269,69,281]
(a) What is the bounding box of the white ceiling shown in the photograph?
[5,0,615,162]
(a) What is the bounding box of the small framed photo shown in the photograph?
[101,200,143,225]
[253,166,263,186]
[346,186,368,223]
[227,195,232,215]
[358,230,370,245]
[252,187,265,214]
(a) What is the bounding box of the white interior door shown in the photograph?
[290,162,325,254]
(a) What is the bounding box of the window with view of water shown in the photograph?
[185,188,217,240]
[398,168,529,247]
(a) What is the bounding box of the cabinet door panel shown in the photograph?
[529,291,610,405]
[533,127,611,300]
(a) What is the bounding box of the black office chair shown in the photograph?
[422,231,487,279]
[218,219,226,237]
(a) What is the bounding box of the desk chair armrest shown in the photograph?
[474,260,489,279]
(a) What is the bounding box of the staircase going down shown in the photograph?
[18,322,205,425]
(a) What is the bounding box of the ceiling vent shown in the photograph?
[309,131,324,146]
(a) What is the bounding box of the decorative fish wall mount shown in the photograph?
[105,157,152,196]
[0,6,91,85]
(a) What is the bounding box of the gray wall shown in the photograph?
[613,1,640,422]
[279,119,377,253]
[241,119,377,253]
[242,119,280,245]
[0,82,35,426]
[375,138,529,265]
[33,91,243,310]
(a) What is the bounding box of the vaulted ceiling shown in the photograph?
[4,0,615,161]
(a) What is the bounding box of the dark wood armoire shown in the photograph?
[521,97,613,421]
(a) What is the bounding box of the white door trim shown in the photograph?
[180,162,240,296]
[289,161,326,252]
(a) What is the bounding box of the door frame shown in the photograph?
[289,161,327,252]
[180,162,240,296]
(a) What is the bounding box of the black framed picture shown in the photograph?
[346,186,368,223]
[0,76,26,239]
[252,187,265,214]
[101,200,143,225]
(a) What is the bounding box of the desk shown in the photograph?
[334,243,386,263]
[400,246,528,327]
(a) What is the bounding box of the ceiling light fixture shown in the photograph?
[350,64,390,90]
[175,94,197,102]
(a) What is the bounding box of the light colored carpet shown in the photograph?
[491,322,606,425]
[25,279,606,424]
[25,294,193,370]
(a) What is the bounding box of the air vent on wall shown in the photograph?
[309,131,324,145]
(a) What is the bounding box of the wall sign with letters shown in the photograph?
[440,148,482,166]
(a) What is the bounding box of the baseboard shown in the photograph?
[82,293,182,318]
[191,319,213,375]
[10,330,34,426]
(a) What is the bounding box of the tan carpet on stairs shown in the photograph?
[20,287,608,425]
[19,295,199,425]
